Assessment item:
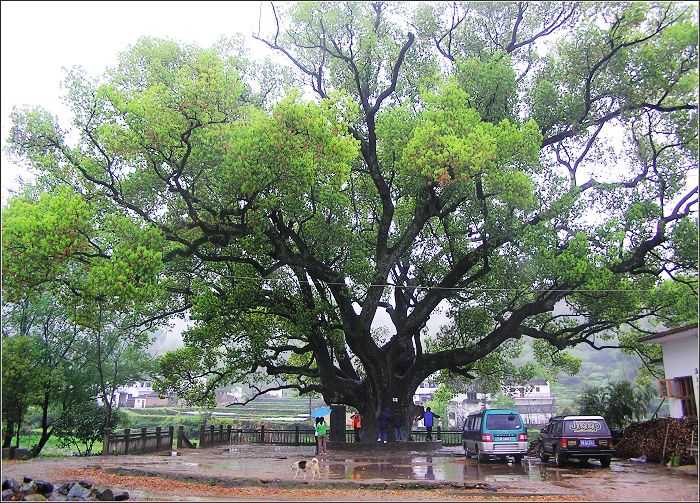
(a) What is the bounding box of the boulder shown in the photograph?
[113,490,129,501]
[24,494,47,501]
[76,482,91,490]
[2,479,19,491]
[56,483,73,496]
[19,481,38,495]
[34,481,54,495]
[1,488,17,501]
[23,478,33,484]
[66,483,90,501]
[95,488,114,501]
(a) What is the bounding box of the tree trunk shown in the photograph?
[15,411,22,449]
[356,385,418,444]
[3,419,15,448]
[31,390,52,457]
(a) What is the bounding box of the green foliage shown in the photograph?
[577,381,655,430]
[425,383,454,429]
[155,347,217,408]
[402,81,541,194]
[490,393,516,409]
[53,403,120,456]
[455,52,517,123]
[1,336,43,430]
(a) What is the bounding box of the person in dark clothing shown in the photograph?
[392,411,403,441]
[377,407,391,443]
[416,406,440,441]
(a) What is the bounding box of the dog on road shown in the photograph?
[291,457,321,480]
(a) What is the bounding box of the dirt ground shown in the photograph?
[1,445,697,501]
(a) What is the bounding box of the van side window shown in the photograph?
[474,416,481,431]
[467,416,474,431]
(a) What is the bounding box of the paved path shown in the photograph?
[2,445,697,501]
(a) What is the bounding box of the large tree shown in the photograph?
[7,1,698,440]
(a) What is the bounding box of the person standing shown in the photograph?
[392,410,403,441]
[416,407,440,441]
[377,407,391,443]
[350,412,362,443]
[315,416,329,455]
[314,417,322,455]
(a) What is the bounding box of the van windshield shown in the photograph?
[486,414,521,430]
[564,419,610,436]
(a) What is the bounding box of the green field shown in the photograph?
[12,432,102,457]
[121,396,326,430]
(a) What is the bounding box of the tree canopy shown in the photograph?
[5,1,698,437]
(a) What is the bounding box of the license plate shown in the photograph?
[579,439,596,447]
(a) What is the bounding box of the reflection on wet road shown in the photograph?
[213,446,644,483]
[318,452,613,482]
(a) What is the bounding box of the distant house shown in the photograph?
[215,385,247,406]
[413,379,439,405]
[503,379,556,426]
[641,324,698,418]
[96,381,178,409]
[447,391,489,428]
[446,379,556,428]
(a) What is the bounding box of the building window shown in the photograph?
[535,387,540,392]
[658,376,697,417]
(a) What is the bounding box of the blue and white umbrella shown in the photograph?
[310,406,331,418]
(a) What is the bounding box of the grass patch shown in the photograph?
[14,432,102,457]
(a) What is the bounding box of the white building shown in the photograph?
[413,379,439,405]
[503,379,555,425]
[447,392,489,428]
[97,381,169,409]
[446,379,555,428]
[641,325,699,419]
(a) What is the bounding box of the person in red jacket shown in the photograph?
[350,412,362,443]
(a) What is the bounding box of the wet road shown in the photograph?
[3,445,697,501]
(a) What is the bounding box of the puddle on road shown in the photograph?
[196,447,684,487]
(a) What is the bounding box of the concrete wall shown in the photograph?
[661,334,699,418]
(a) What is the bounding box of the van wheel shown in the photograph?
[464,446,471,459]
[600,457,611,468]
[513,455,523,464]
[476,446,487,463]
[554,447,567,467]
[538,444,549,463]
